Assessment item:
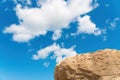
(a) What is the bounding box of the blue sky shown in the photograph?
[0,0,120,80]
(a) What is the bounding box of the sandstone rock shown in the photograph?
[54,49,120,80]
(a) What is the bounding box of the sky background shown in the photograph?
[0,0,120,80]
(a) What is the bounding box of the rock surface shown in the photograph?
[54,49,120,80]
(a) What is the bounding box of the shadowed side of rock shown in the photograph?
[54,49,120,80]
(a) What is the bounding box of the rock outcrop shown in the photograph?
[54,49,120,80]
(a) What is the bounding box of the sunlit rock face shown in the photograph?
[54,49,120,80]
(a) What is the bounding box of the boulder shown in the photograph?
[54,49,120,80]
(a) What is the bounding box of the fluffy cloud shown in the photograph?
[77,15,101,35]
[33,43,77,63]
[33,43,59,60]
[3,24,35,42]
[4,0,98,42]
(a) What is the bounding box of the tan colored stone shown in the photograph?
[54,49,120,80]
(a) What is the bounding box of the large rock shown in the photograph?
[54,49,120,80]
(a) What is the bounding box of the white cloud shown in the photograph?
[4,0,98,42]
[77,15,101,35]
[32,43,77,63]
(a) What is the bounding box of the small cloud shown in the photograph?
[43,62,49,67]
[77,15,102,36]
[105,18,120,30]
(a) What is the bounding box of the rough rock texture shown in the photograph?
[54,49,120,80]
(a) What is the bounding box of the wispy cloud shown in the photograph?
[105,18,120,30]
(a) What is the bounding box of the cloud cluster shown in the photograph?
[4,0,100,42]
[3,0,103,65]
[33,43,77,63]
